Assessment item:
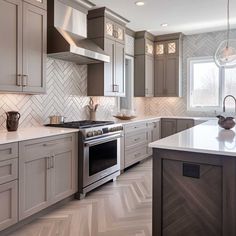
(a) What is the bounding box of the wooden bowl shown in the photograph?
[113,115,137,120]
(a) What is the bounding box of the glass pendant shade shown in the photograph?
[214,0,236,68]
[214,39,236,68]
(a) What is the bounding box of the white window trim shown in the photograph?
[187,56,224,112]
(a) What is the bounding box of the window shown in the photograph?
[188,57,236,111]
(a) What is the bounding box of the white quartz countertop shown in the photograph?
[0,127,79,145]
[149,120,236,157]
[113,115,214,125]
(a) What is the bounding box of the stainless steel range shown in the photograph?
[47,120,123,199]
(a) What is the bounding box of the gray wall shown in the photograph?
[143,29,236,117]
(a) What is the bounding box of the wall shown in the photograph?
[144,29,236,117]
[0,58,116,130]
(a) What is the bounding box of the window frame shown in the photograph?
[187,56,225,112]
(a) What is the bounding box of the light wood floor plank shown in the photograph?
[9,158,152,236]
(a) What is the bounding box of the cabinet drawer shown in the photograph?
[0,180,18,231]
[0,143,18,162]
[20,134,74,161]
[0,159,18,185]
[23,0,47,10]
[124,122,147,133]
[125,145,148,168]
[125,131,147,150]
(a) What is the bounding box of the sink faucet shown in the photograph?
[223,95,236,113]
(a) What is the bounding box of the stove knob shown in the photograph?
[87,131,93,137]
[97,130,103,135]
[93,130,98,136]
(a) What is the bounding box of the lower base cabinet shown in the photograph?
[161,118,194,138]
[123,120,160,169]
[19,133,78,220]
[0,181,18,231]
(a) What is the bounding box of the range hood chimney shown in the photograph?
[47,0,110,64]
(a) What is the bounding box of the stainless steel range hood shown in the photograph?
[47,0,110,64]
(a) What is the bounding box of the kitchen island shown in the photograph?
[149,120,236,236]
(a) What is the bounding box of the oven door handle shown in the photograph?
[84,134,123,147]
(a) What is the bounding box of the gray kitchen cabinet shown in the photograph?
[19,133,77,220]
[0,181,18,231]
[161,118,177,138]
[177,119,194,132]
[22,2,46,93]
[134,31,155,97]
[23,0,47,9]
[87,7,129,97]
[88,38,125,96]
[147,120,160,155]
[161,118,194,138]
[154,34,183,97]
[0,0,23,93]
[0,0,46,94]
[0,142,19,231]
[123,121,149,169]
[115,42,125,96]
[51,146,77,204]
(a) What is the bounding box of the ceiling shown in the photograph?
[90,0,236,35]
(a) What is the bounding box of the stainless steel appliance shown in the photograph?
[47,0,110,64]
[47,120,123,199]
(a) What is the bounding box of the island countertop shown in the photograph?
[149,119,236,157]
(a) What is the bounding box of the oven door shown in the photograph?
[83,133,122,187]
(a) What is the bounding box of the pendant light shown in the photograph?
[214,0,236,68]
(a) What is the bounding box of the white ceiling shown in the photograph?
[90,0,236,35]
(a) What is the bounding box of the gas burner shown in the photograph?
[46,120,114,129]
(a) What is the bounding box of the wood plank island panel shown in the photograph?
[153,149,236,236]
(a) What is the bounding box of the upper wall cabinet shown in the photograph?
[134,31,155,97]
[154,33,183,97]
[0,0,46,94]
[87,7,129,97]
[23,0,47,10]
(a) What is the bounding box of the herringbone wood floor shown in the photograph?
[9,158,152,236]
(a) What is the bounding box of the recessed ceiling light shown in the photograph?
[135,1,145,6]
[161,23,168,27]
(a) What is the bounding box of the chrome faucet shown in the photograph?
[223,95,236,113]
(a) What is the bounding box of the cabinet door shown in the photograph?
[0,0,22,92]
[165,55,179,97]
[161,119,177,138]
[145,55,154,97]
[0,181,18,231]
[115,42,125,96]
[19,143,50,220]
[177,119,194,133]
[104,38,116,96]
[134,55,145,97]
[22,3,46,94]
[154,57,165,96]
[51,149,76,204]
[23,0,47,10]
[147,121,160,155]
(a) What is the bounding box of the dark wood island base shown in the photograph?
[153,148,236,236]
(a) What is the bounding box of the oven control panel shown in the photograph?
[85,125,123,138]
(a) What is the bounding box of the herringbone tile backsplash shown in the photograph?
[1,30,235,131]
[144,29,236,117]
[0,58,116,130]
